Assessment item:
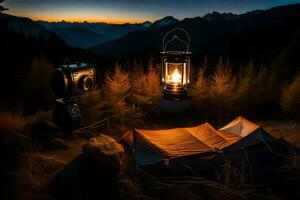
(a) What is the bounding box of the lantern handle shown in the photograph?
[162,28,190,52]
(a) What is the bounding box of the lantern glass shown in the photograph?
[162,54,190,86]
[165,62,184,85]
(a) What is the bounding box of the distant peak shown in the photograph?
[142,21,152,27]
[203,12,237,21]
[151,16,179,28]
[162,16,178,20]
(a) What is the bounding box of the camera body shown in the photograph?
[52,63,96,98]
[51,62,96,131]
[52,98,81,131]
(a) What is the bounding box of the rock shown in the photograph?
[82,134,125,170]
[48,154,119,200]
[45,138,69,150]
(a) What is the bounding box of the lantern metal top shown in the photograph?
[161,28,191,55]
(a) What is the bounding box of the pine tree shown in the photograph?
[281,72,300,119]
[104,63,131,118]
[233,61,256,115]
[255,66,269,98]
[190,67,210,113]
[130,58,160,111]
[103,63,144,127]
[209,57,235,120]
[210,57,235,103]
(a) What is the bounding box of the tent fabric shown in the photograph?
[123,123,240,159]
[185,123,240,149]
[135,127,213,158]
[219,116,279,151]
[122,122,240,166]
[219,116,260,137]
[122,116,296,176]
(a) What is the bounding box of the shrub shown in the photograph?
[23,57,54,114]
[79,90,105,125]
[103,64,143,127]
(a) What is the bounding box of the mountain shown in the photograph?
[203,11,238,21]
[0,13,55,38]
[38,21,148,48]
[0,13,92,109]
[142,21,152,27]
[88,4,300,78]
[150,16,179,28]
[51,27,111,48]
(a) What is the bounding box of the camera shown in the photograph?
[52,62,96,98]
[51,62,96,131]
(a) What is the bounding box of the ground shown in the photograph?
[262,121,300,148]
[2,112,300,200]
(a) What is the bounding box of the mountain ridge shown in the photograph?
[88,3,300,79]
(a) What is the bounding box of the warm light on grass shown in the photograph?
[0,112,26,132]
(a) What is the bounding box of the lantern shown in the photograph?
[161,28,191,100]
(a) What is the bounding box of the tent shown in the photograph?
[122,117,295,177]
[219,116,260,137]
[123,123,240,165]
[219,116,290,152]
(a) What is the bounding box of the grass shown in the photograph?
[16,152,66,200]
[114,173,275,200]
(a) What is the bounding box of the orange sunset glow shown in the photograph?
[30,16,145,24]
[7,9,150,24]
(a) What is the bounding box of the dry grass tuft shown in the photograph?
[16,152,66,200]
[114,173,260,200]
[216,160,253,191]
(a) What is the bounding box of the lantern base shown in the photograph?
[156,97,192,113]
[163,86,187,101]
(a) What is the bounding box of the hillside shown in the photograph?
[38,20,150,48]
[51,27,111,48]
[0,13,92,110]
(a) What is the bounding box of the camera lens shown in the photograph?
[52,63,96,98]
[52,69,68,98]
[81,76,93,92]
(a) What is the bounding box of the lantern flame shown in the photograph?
[171,69,182,84]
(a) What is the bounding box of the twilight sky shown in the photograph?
[3,0,300,24]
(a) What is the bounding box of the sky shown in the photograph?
[3,0,300,24]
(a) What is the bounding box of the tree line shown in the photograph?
[23,56,300,125]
